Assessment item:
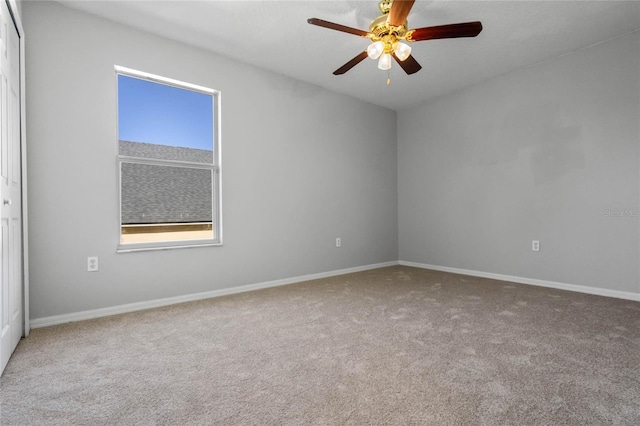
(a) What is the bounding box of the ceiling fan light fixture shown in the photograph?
[378,52,392,70]
[394,42,412,61]
[367,41,385,60]
[307,0,482,78]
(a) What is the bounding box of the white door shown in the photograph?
[0,0,22,375]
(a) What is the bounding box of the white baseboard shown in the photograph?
[399,261,640,302]
[31,259,637,329]
[30,261,399,329]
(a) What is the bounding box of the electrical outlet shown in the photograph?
[88,256,99,272]
[532,240,540,252]
[336,237,342,248]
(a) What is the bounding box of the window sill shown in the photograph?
[116,241,222,253]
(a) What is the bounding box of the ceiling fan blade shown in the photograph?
[333,51,368,75]
[388,0,415,27]
[407,21,483,42]
[307,18,369,37]
[392,53,422,75]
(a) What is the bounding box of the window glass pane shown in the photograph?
[117,74,213,163]
[120,162,213,243]
[116,67,220,249]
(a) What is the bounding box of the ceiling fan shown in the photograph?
[308,0,482,81]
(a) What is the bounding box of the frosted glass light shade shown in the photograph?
[394,42,412,61]
[367,41,384,60]
[378,53,392,70]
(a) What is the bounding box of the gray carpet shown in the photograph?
[1,266,639,425]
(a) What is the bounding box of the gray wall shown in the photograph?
[25,1,398,319]
[398,32,640,293]
[24,1,639,320]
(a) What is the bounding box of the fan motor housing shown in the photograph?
[369,14,408,41]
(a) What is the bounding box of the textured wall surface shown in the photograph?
[24,1,638,320]
[25,1,398,319]
[398,32,640,294]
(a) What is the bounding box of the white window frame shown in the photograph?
[115,66,222,252]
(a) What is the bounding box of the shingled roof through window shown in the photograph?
[120,141,213,225]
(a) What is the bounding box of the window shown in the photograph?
[116,66,221,251]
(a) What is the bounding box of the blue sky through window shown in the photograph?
[118,74,213,151]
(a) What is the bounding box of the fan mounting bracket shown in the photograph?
[378,0,393,15]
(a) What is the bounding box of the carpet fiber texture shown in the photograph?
[1,266,639,425]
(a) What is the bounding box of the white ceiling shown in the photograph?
[55,0,640,111]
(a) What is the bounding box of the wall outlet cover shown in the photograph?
[88,256,99,272]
